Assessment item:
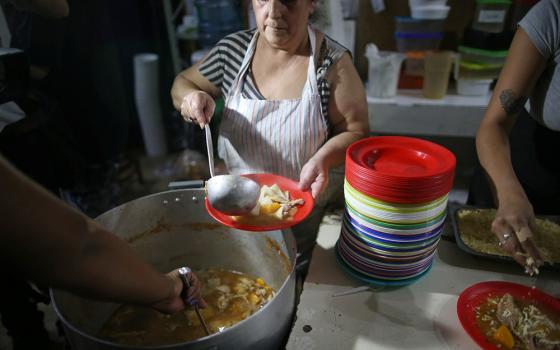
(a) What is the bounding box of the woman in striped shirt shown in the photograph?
[171,0,369,269]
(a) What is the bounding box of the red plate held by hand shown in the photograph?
[457,281,560,350]
[205,173,314,232]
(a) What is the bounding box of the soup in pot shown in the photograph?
[98,268,275,346]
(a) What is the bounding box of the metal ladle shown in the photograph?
[204,125,260,215]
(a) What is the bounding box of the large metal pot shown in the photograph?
[51,188,297,350]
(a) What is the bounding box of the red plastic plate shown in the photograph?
[205,173,314,232]
[347,136,456,180]
[457,281,560,350]
[344,171,452,204]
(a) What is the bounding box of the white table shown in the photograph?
[368,89,490,137]
[286,217,560,350]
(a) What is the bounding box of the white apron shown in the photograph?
[217,27,345,265]
[217,26,328,182]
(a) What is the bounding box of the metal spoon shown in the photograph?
[204,124,260,215]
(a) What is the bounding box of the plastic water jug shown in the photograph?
[365,44,406,98]
[195,0,242,48]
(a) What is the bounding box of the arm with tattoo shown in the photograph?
[499,89,528,116]
[476,28,548,273]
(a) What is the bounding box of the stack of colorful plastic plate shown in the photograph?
[336,136,456,287]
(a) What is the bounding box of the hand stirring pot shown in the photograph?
[178,267,210,336]
[204,124,260,215]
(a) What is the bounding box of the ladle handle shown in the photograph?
[178,267,211,336]
[204,124,215,178]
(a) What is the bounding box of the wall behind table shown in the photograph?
[355,0,477,79]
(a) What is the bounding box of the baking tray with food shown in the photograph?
[449,204,560,269]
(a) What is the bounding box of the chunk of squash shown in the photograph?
[492,324,514,349]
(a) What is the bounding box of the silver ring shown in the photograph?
[178,266,191,276]
[498,233,512,247]
[178,267,192,292]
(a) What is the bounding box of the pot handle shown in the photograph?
[168,180,205,190]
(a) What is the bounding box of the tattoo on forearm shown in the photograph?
[499,89,528,116]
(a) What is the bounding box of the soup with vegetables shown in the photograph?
[475,293,560,350]
[99,269,275,346]
[231,184,304,225]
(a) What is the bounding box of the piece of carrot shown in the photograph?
[492,324,515,349]
[261,202,281,214]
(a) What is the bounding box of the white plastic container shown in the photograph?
[410,5,451,19]
[457,78,493,96]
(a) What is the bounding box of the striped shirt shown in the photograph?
[198,29,349,122]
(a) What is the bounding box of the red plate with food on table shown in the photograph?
[205,173,314,232]
[457,281,560,350]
